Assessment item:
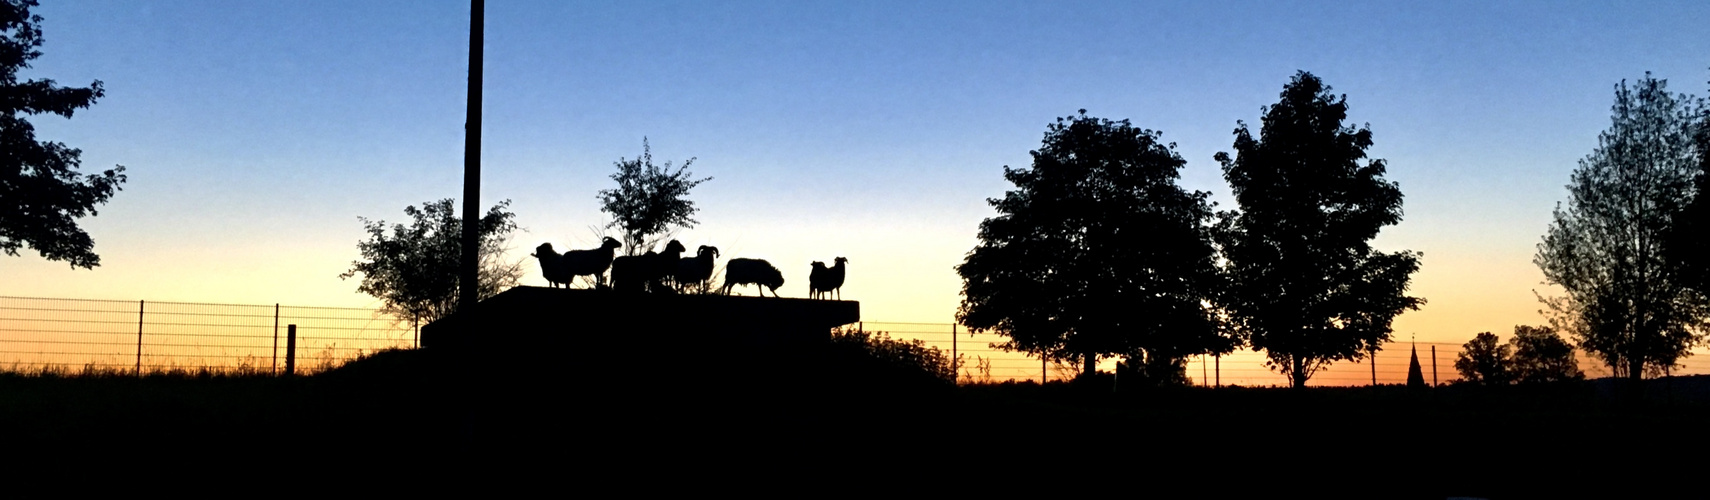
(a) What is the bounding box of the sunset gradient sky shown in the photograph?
[5,0,1709,375]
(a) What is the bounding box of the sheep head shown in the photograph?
[600,237,622,251]
[834,257,848,265]
[699,245,719,259]
[663,240,687,254]
[532,242,557,258]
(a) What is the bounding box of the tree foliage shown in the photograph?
[957,110,1230,378]
[1453,327,1583,385]
[1454,332,1511,386]
[597,138,711,256]
[340,199,522,325]
[0,0,124,269]
[1535,73,1708,380]
[1665,76,1710,299]
[1509,325,1583,383]
[1214,71,1424,388]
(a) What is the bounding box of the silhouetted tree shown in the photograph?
[1455,332,1510,386]
[1508,325,1583,383]
[597,138,711,256]
[340,199,522,325]
[1535,73,1708,380]
[1665,76,1710,301]
[0,0,124,269]
[958,111,1230,379]
[1214,71,1424,388]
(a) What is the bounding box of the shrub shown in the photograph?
[827,326,957,385]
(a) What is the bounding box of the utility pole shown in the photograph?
[458,0,485,313]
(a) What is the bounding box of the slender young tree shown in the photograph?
[0,0,126,269]
[958,111,1231,380]
[1536,73,1708,380]
[597,138,711,256]
[1215,71,1424,388]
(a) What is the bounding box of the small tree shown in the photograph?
[340,199,522,325]
[0,0,126,269]
[1215,71,1424,388]
[1455,332,1511,385]
[1535,73,1708,380]
[597,138,711,256]
[1508,325,1583,383]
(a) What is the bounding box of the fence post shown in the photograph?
[1431,345,1438,387]
[1215,354,1220,388]
[135,300,144,376]
[1041,356,1046,384]
[951,321,958,380]
[285,324,297,376]
[273,304,280,375]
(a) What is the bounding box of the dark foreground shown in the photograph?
[4,349,1707,497]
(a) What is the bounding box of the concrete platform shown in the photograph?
[421,286,859,370]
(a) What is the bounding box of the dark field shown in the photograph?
[4,348,1706,497]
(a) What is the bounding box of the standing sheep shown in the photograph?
[532,237,622,288]
[675,245,719,293]
[721,258,784,297]
[808,261,829,299]
[810,257,848,300]
[611,240,687,293]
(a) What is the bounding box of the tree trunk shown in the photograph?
[1629,357,1645,382]
[1292,357,1307,389]
[1082,353,1096,379]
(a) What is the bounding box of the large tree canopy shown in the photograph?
[1214,71,1424,388]
[1665,78,1710,298]
[1537,73,1707,380]
[957,111,1230,380]
[0,0,125,269]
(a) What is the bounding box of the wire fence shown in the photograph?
[0,296,416,375]
[857,321,1710,387]
[10,294,1710,385]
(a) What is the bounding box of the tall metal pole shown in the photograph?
[459,0,485,313]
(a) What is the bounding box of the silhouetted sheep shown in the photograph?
[611,240,687,293]
[809,257,847,300]
[675,245,719,293]
[809,261,828,299]
[533,237,622,288]
[721,258,784,297]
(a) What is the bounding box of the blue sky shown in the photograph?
[6,1,1709,340]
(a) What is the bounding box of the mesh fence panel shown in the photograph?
[0,296,412,374]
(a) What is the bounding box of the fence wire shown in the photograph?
[9,295,1705,384]
[0,296,415,374]
[857,321,1710,387]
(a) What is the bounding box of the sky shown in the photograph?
[4,0,1710,370]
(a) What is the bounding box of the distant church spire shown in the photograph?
[1407,337,1426,389]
